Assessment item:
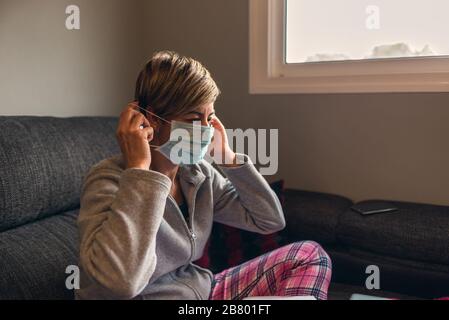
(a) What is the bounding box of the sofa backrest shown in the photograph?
[0,116,120,232]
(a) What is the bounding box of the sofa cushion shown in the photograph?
[337,200,449,266]
[0,209,79,299]
[283,189,353,245]
[0,116,119,231]
[326,246,449,299]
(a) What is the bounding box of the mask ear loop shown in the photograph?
[130,102,171,124]
[129,102,171,148]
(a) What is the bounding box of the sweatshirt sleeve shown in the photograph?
[211,153,286,234]
[77,162,171,300]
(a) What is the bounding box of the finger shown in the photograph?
[130,112,147,130]
[135,114,153,133]
[126,101,141,115]
[138,119,151,130]
[211,115,222,123]
[129,100,139,107]
[128,102,143,114]
[210,118,226,136]
[117,111,133,137]
[140,115,151,128]
[119,103,140,130]
[210,116,224,128]
[141,126,154,141]
[129,104,159,128]
[144,126,154,136]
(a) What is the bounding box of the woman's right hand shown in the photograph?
[116,102,154,170]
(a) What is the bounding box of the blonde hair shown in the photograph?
[134,50,221,119]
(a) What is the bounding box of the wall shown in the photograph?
[0,0,147,116]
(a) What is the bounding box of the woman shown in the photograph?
[76,50,332,300]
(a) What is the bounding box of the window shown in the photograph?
[249,0,449,93]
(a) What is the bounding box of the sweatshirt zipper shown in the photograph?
[168,178,202,261]
[168,194,197,260]
[188,182,202,260]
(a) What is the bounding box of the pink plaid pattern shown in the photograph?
[209,241,332,300]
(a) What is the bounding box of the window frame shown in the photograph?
[249,0,449,94]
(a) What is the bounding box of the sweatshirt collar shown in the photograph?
[178,163,208,185]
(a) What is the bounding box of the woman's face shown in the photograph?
[152,102,215,146]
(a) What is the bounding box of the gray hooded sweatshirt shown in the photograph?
[75,153,286,300]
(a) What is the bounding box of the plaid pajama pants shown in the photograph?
[209,241,332,300]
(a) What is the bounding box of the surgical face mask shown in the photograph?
[137,106,214,165]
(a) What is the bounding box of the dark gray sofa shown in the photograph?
[0,116,448,299]
[0,116,120,299]
[283,190,449,299]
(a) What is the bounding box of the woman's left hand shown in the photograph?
[209,116,238,166]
